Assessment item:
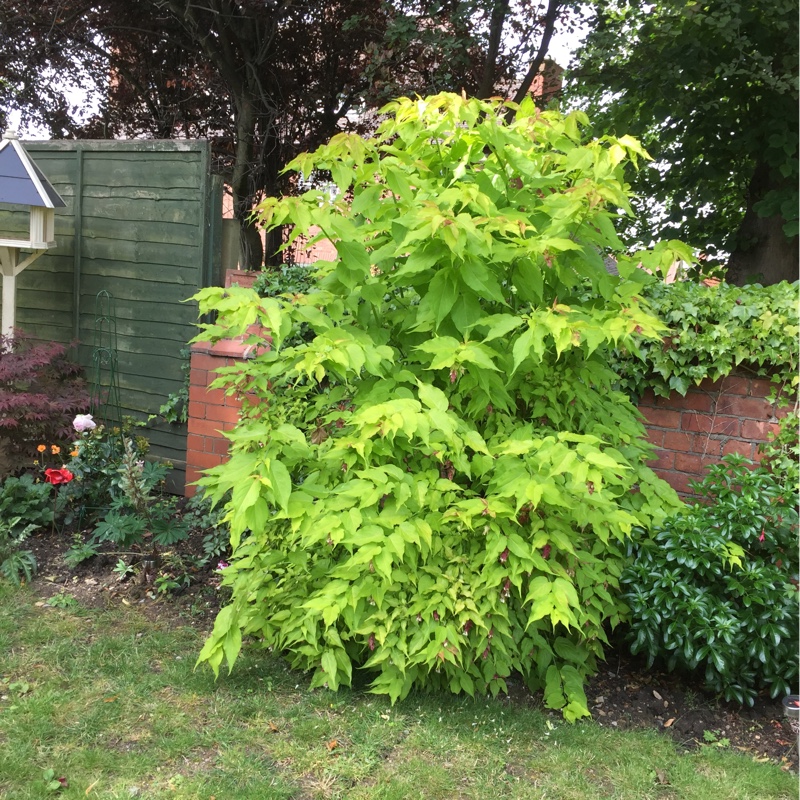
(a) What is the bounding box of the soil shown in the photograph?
[22,525,799,774]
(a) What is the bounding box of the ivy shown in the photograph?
[190,93,683,720]
[612,280,799,399]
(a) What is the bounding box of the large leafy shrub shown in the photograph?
[622,423,799,705]
[192,94,683,719]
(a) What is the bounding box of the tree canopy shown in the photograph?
[566,0,798,285]
[0,0,572,264]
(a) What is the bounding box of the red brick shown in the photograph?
[189,368,208,387]
[698,377,724,392]
[656,470,697,496]
[645,428,664,448]
[639,389,657,406]
[186,434,205,454]
[691,436,722,457]
[774,404,795,420]
[224,393,244,409]
[682,413,739,436]
[722,440,755,458]
[639,406,682,429]
[681,391,715,412]
[648,450,674,470]
[187,400,206,421]
[191,353,226,372]
[749,378,776,398]
[741,419,780,441]
[715,395,771,419]
[675,452,704,474]
[184,472,200,498]
[663,431,694,452]
[205,404,241,424]
[211,437,231,456]
[188,418,228,438]
[189,450,226,470]
[721,375,749,395]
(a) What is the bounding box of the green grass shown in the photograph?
[0,584,795,800]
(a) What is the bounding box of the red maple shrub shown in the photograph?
[0,331,89,475]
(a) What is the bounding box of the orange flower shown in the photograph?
[51,445,61,455]
[70,449,79,458]
[37,444,46,453]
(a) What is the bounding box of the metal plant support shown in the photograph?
[89,290,122,428]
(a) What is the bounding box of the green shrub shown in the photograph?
[192,93,684,719]
[0,473,53,530]
[612,280,799,399]
[252,264,316,298]
[622,447,799,705]
[0,516,37,584]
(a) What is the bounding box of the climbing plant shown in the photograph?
[191,93,683,719]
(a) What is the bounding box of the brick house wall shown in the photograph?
[186,350,791,499]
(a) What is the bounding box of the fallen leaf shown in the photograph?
[268,721,280,732]
[655,769,669,785]
[103,696,117,703]
[326,739,339,751]
[664,718,675,728]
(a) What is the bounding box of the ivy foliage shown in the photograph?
[191,94,683,720]
[613,280,799,399]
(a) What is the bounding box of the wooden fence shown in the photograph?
[0,140,223,490]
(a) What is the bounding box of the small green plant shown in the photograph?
[183,490,231,564]
[0,473,53,529]
[158,348,190,424]
[42,768,66,792]
[46,593,79,609]
[112,558,135,580]
[622,450,799,706]
[702,730,731,748]
[63,536,99,568]
[91,439,188,551]
[0,516,37,585]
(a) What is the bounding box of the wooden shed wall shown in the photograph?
[0,141,222,490]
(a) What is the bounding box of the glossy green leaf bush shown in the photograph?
[612,280,799,399]
[191,93,682,719]
[622,434,799,705]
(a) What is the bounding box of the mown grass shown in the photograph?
[0,584,795,800]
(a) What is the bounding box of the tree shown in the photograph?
[566,0,798,285]
[191,94,683,717]
[0,0,575,266]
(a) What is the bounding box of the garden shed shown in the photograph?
[0,139,224,491]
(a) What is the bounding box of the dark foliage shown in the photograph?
[0,331,89,474]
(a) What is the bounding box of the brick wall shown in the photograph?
[185,354,790,499]
[639,374,790,496]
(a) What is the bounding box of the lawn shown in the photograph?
[0,584,795,800]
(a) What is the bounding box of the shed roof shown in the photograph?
[0,130,66,208]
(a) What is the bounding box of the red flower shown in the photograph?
[44,468,73,485]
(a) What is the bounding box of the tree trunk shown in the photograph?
[727,162,798,286]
